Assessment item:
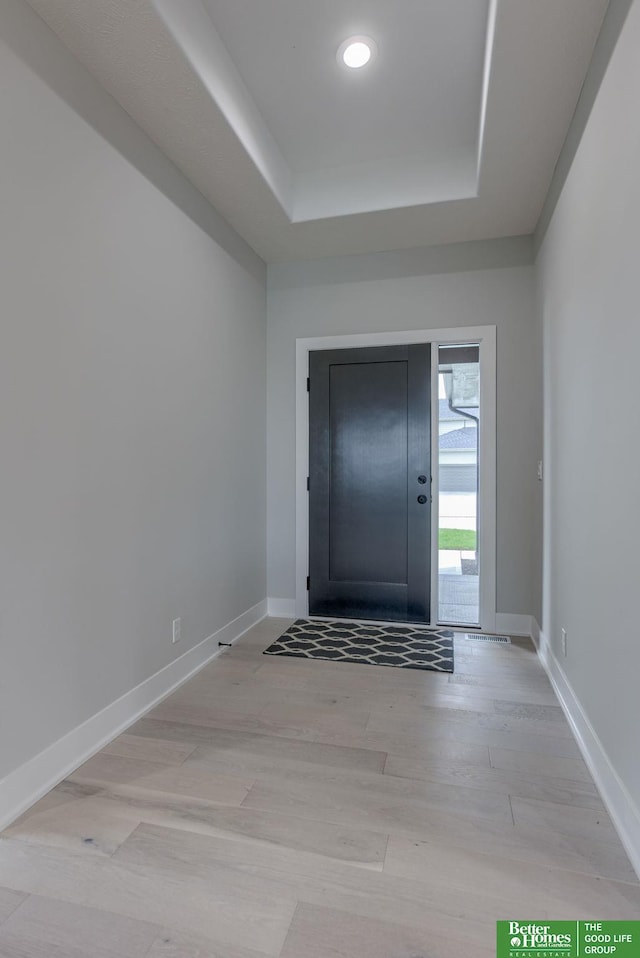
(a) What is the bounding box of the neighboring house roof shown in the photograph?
[439,425,478,449]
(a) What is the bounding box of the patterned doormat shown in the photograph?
[264,619,454,673]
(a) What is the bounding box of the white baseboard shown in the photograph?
[530,616,541,646]
[536,629,640,881]
[0,599,268,833]
[267,597,296,618]
[495,612,535,637]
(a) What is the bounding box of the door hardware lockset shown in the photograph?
[417,494,428,504]
[417,475,427,484]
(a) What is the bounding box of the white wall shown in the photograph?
[267,240,541,621]
[0,0,266,782]
[536,0,640,833]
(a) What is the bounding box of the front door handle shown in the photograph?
[417,475,427,484]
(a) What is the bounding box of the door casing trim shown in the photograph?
[295,326,497,631]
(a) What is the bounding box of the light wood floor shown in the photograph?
[1,618,638,957]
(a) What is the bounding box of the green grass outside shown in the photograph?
[438,528,477,551]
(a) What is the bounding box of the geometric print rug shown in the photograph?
[264,619,454,673]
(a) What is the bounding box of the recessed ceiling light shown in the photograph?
[337,36,377,70]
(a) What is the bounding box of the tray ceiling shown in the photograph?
[24,0,610,261]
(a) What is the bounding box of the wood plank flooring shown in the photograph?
[1,617,638,957]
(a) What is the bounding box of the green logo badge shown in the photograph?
[497,921,640,958]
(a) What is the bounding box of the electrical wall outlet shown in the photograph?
[172,617,181,644]
[561,627,567,657]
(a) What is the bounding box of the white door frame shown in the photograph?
[295,325,497,631]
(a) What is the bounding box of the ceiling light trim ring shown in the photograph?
[337,35,378,70]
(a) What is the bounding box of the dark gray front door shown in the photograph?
[309,344,431,622]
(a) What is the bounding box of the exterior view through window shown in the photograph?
[438,345,480,625]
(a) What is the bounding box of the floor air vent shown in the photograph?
[464,633,511,644]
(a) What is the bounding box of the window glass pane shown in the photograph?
[438,348,479,625]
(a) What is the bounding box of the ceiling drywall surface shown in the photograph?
[204,0,487,174]
[24,0,609,261]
